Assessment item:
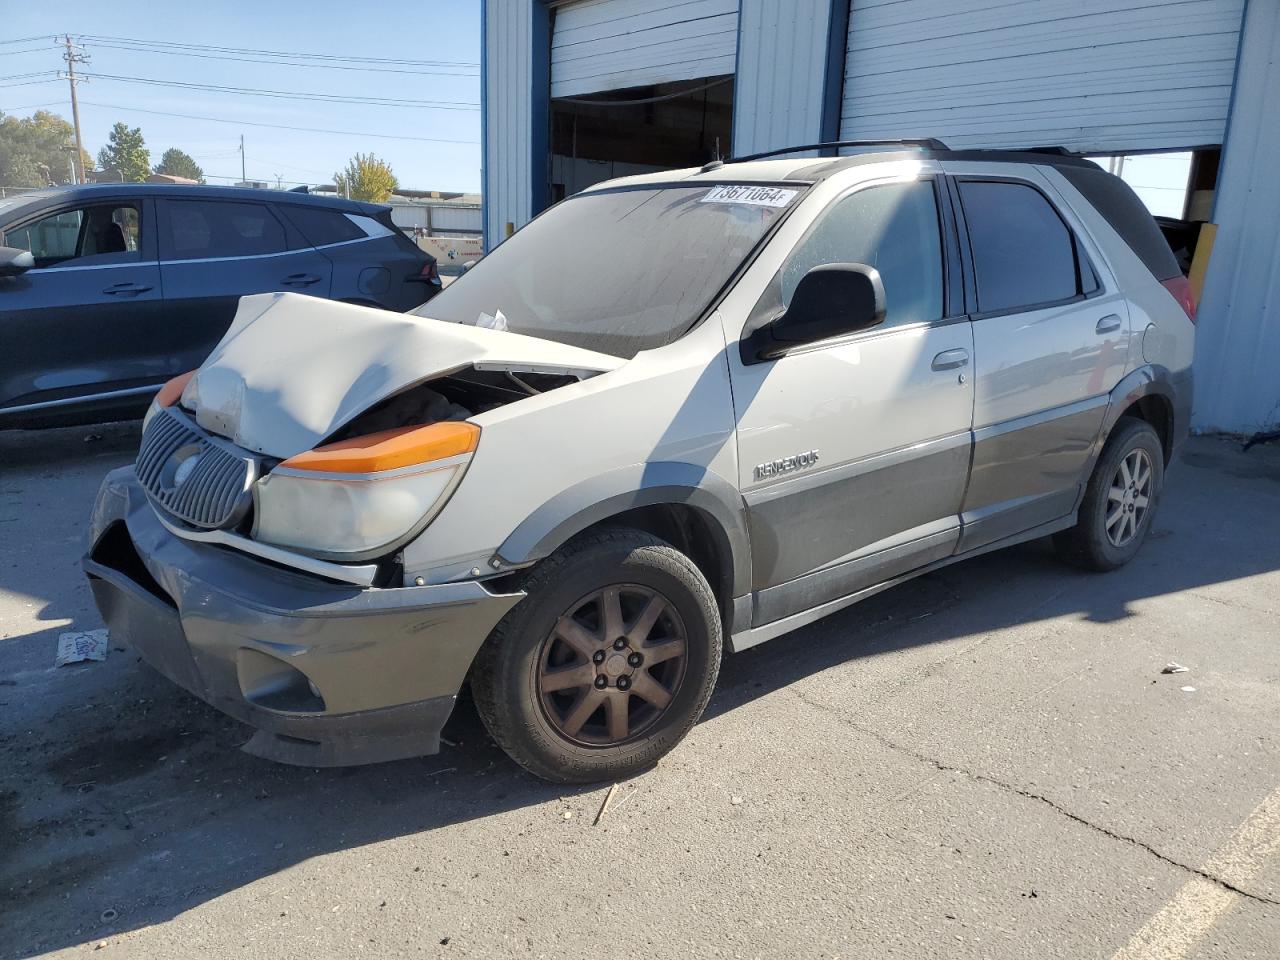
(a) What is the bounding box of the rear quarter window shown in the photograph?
[279,205,366,246]
[1057,165,1181,281]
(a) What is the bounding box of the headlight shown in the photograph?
[251,420,479,561]
[143,371,196,432]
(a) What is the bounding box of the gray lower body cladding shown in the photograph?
[83,468,523,766]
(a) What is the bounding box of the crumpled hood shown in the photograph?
[181,292,623,458]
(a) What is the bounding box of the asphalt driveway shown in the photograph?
[1,424,1277,959]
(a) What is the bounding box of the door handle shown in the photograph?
[931,348,970,371]
[281,273,321,286]
[1096,314,1122,334]
[102,282,153,296]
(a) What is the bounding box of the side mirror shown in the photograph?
[0,246,34,278]
[744,262,885,362]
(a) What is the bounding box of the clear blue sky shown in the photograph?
[2,1,482,191]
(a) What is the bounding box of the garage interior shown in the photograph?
[549,76,734,200]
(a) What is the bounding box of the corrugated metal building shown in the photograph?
[482,0,1277,434]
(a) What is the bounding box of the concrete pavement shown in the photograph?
[1,423,1277,959]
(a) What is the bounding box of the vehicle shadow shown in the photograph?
[1,436,1277,957]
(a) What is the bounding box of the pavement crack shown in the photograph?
[789,687,1280,908]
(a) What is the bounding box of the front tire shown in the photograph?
[471,529,722,784]
[1054,417,1164,571]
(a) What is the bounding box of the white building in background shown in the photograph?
[481,0,1280,435]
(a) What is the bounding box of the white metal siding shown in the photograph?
[484,0,535,249]
[733,0,835,156]
[1193,0,1280,433]
[840,0,1245,152]
[550,0,738,98]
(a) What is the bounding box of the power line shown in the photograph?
[80,40,478,78]
[0,35,55,46]
[78,71,479,109]
[77,100,479,145]
[0,77,61,88]
[77,34,477,67]
[1,100,66,111]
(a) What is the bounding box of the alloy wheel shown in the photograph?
[536,584,688,747]
[1106,447,1153,547]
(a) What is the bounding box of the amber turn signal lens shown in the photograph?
[155,371,195,408]
[282,421,480,474]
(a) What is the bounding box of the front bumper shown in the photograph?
[84,467,523,766]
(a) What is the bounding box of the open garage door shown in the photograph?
[551,0,738,97]
[548,0,737,199]
[839,0,1246,153]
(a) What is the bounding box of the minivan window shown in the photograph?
[412,184,800,358]
[163,200,286,260]
[959,181,1078,313]
[779,180,944,328]
[3,204,140,268]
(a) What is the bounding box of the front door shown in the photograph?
[727,176,975,628]
[0,197,166,421]
[155,198,334,372]
[944,167,1132,550]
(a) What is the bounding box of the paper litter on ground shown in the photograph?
[56,629,110,666]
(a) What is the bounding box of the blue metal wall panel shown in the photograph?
[483,0,536,250]
[840,0,1246,152]
[733,0,835,155]
[1194,0,1280,433]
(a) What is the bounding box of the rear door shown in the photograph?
[155,197,334,372]
[0,197,166,418]
[945,165,1131,550]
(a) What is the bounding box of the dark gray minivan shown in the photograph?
[0,184,440,429]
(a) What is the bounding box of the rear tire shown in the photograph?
[1054,417,1164,571]
[471,529,721,784]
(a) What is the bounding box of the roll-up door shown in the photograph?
[551,0,739,98]
[839,0,1245,152]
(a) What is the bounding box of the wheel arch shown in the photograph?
[495,462,751,624]
[1101,364,1182,465]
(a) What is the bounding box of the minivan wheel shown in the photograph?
[1054,417,1165,571]
[470,529,721,784]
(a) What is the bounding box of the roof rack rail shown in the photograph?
[723,138,949,166]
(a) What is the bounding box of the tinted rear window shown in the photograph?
[1058,165,1181,281]
[959,180,1078,313]
[280,205,365,246]
[163,200,286,260]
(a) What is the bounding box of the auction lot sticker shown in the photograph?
[701,185,798,207]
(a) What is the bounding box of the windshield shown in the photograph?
[411,183,802,358]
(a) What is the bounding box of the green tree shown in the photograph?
[333,152,398,202]
[0,110,92,187]
[154,147,205,183]
[97,122,151,183]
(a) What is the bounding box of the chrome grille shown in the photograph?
[135,406,257,529]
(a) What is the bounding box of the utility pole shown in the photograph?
[60,35,89,184]
[239,134,246,184]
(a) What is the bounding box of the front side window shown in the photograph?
[163,200,286,260]
[958,180,1079,313]
[412,184,800,358]
[2,204,140,268]
[776,179,944,329]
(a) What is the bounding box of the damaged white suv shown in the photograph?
[85,145,1195,782]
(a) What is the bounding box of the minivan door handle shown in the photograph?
[281,273,321,287]
[1095,314,1123,334]
[102,282,153,296]
[931,348,970,371]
